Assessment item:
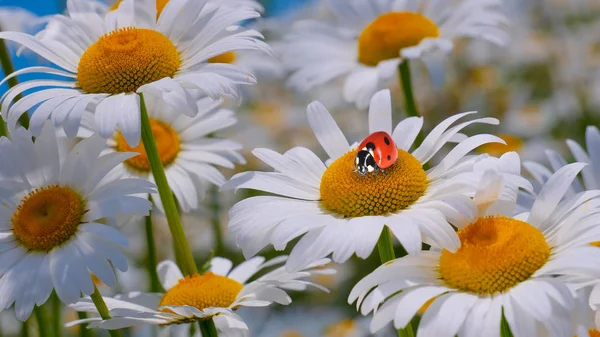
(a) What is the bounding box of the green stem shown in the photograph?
[76,312,92,337]
[34,306,50,337]
[144,200,162,292]
[500,311,514,337]
[90,285,123,337]
[51,292,62,337]
[21,321,29,337]
[397,323,415,337]
[198,319,219,337]
[398,60,424,147]
[376,226,395,264]
[398,61,418,118]
[139,93,198,276]
[377,227,414,337]
[0,34,30,129]
[209,186,225,256]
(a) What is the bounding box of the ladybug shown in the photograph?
[354,131,398,176]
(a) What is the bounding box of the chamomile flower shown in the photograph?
[82,93,244,213]
[222,89,503,271]
[349,162,600,337]
[0,0,269,146]
[524,125,600,199]
[0,122,154,321]
[67,256,333,336]
[282,0,508,108]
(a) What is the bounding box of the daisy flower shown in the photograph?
[281,0,508,108]
[78,93,244,213]
[67,256,333,335]
[0,121,154,321]
[349,162,600,337]
[0,0,270,146]
[523,125,600,201]
[222,89,503,271]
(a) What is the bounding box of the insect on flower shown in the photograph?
[354,131,398,176]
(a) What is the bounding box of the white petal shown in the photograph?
[157,260,183,290]
[368,89,392,135]
[307,101,349,160]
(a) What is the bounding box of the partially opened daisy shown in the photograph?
[0,122,154,321]
[67,256,333,335]
[282,0,508,108]
[523,125,600,203]
[222,89,503,271]
[0,0,269,146]
[80,94,245,212]
[349,162,600,337]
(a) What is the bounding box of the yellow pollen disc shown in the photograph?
[323,319,357,337]
[158,272,243,311]
[208,52,237,64]
[12,185,86,252]
[591,241,600,248]
[438,216,550,295]
[110,0,170,19]
[478,134,524,156]
[77,27,180,94]
[358,12,439,66]
[115,118,181,172]
[320,149,427,218]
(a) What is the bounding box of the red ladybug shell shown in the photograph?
[358,131,398,169]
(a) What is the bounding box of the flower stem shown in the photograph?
[51,292,62,337]
[76,312,92,337]
[34,306,49,337]
[139,93,198,276]
[398,60,423,147]
[0,32,30,129]
[90,285,123,337]
[21,321,29,337]
[198,319,219,337]
[500,311,514,337]
[376,226,395,264]
[377,227,414,337]
[209,186,225,256]
[144,199,162,292]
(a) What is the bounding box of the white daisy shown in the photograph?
[349,162,600,337]
[0,0,270,146]
[281,0,508,108]
[78,93,244,213]
[523,125,600,199]
[0,121,154,321]
[67,256,333,336]
[222,89,503,271]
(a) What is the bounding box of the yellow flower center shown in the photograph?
[478,134,524,156]
[77,27,180,94]
[438,216,550,295]
[208,52,237,64]
[114,119,181,173]
[588,329,600,337]
[159,272,243,312]
[320,149,427,218]
[11,185,86,252]
[323,319,357,337]
[358,12,439,66]
[592,242,600,248]
[110,0,170,19]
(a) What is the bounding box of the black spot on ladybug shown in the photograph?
[365,142,376,150]
[384,137,390,145]
[387,155,391,161]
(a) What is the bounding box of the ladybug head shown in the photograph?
[354,149,377,176]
